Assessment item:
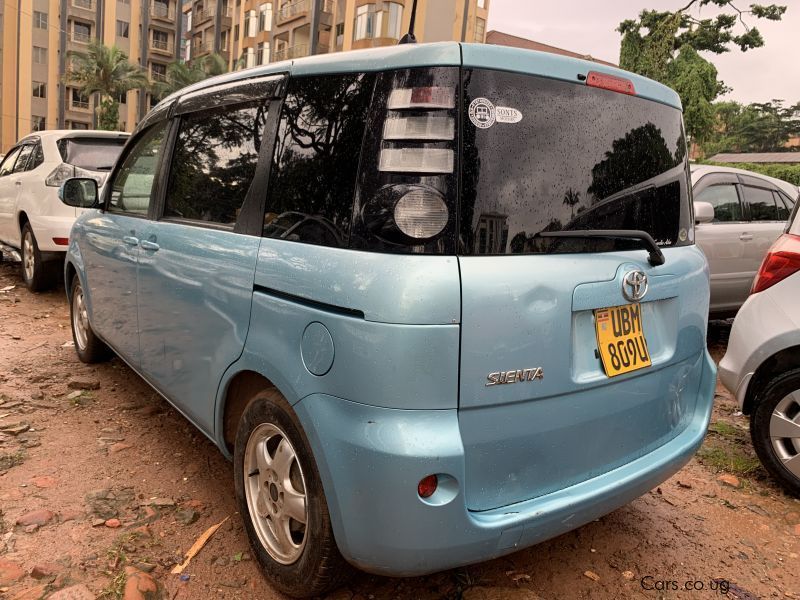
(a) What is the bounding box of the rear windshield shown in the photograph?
[57,138,126,171]
[460,69,692,255]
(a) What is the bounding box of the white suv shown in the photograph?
[0,130,128,291]
[719,201,800,496]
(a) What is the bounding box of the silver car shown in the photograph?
[692,165,798,318]
[719,201,800,496]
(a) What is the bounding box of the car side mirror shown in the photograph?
[59,178,99,208]
[694,201,714,224]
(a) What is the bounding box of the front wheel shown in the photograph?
[751,368,800,497]
[69,275,111,363]
[21,223,57,292]
[234,389,351,598]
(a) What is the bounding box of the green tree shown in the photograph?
[704,100,800,153]
[65,40,148,130]
[151,53,229,100]
[618,1,786,143]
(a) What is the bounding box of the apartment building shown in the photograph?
[185,0,489,72]
[0,0,183,152]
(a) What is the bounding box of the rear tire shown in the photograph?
[69,274,111,363]
[751,368,800,497]
[20,222,58,292]
[234,388,352,598]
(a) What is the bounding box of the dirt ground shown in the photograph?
[0,258,798,600]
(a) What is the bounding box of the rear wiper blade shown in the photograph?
[536,229,665,266]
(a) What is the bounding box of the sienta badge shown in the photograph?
[468,97,496,129]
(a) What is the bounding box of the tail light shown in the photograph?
[586,71,636,96]
[45,163,105,187]
[751,233,800,294]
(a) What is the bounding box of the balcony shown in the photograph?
[151,37,174,54]
[150,1,175,21]
[71,30,91,44]
[276,0,309,25]
[150,69,168,82]
[273,43,307,61]
[194,5,232,26]
[192,38,214,54]
[72,0,94,10]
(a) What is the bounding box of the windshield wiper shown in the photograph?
[536,229,666,266]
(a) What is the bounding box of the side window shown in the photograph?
[774,191,794,220]
[12,145,35,173]
[694,184,742,222]
[108,122,168,216]
[263,73,375,248]
[164,98,269,225]
[0,147,22,177]
[744,185,780,221]
[28,143,44,170]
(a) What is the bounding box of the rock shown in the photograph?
[60,510,83,522]
[105,518,122,528]
[622,570,635,580]
[67,380,100,391]
[0,558,25,585]
[0,422,30,436]
[91,518,106,527]
[30,391,44,400]
[718,474,740,488]
[66,391,82,401]
[110,443,133,454]
[11,584,48,599]
[47,584,95,600]
[176,508,199,526]
[144,498,175,508]
[747,504,770,517]
[133,562,157,573]
[123,566,159,600]
[584,570,601,582]
[794,523,800,536]
[30,562,61,580]
[30,476,57,489]
[24,524,39,534]
[15,509,55,527]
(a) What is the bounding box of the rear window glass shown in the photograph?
[57,138,126,171]
[460,69,692,255]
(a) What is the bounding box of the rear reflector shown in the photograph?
[379,148,454,174]
[388,87,455,110]
[394,188,449,239]
[586,71,636,96]
[383,114,455,141]
[418,474,438,498]
[751,233,800,294]
[52,237,69,246]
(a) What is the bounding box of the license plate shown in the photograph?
[594,303,651,377]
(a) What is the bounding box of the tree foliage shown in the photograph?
[618,1,786,142]
[703,100,800,154]
[151,53,230,100]
[65,40,148,130]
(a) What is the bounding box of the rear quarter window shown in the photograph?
[57,138,127,171]
[459,69,692,255]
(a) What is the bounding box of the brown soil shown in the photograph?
[0,259,798,600]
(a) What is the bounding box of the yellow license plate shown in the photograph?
[594,303,651,377]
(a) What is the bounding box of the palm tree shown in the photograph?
[151,53,229,101]
[562,187,582,219]
[66,40,148,130]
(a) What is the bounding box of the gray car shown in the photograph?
[692,165,798,318]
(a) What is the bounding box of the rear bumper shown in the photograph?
[26,215,74,254]
[294,350,716,576]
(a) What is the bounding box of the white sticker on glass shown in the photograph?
[495,106,523,123]
[468,97,495,129]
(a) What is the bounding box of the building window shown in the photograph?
[116,20,130,38]
[335,22,344,46]
[118,91,128,104]
[474,17,485,42]
[245,47,255,68]
[32,81,46,98]
[354,4,375,41]
[151,62,167,82]
[234,24,240,40]
[386,2,403,39]
[33,11,47,29]
[477,0,485,7]
[33,46,47,65]
[73,21,92,43]
[118,0,130,4]
[31,116,46,132]
[246,10,257,37]
[257,41,269,65]
[220,30,229,52]
[259,3,272,31]
[70,121,90,130]
[152,29,169,51]
[71,88,89,109]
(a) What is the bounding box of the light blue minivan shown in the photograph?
[61,42,716,597]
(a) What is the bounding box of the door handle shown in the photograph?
[139,240,160,251]
[739,233,753,241]
[122,236,139,246]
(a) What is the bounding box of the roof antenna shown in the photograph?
[398,0,418,44]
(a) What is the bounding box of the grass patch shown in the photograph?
[708,421,742,439]
[98,569,127,600]
[697,443,761,477]
[0,450,25,472]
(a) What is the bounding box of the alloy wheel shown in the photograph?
[22,231,35,282]
[770,391,800,480]
[72,284,89,351]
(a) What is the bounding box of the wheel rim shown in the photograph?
[22,232,35,281]
[769,391,800,480]
[72,284,89,350]
[244,422,308,564]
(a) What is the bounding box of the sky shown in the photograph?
[487,0,799,105]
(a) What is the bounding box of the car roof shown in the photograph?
[153,42,681,114]
[690,163,800,199]
[16,130,130,146]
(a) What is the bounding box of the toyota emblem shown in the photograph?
[622,270,648,302]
